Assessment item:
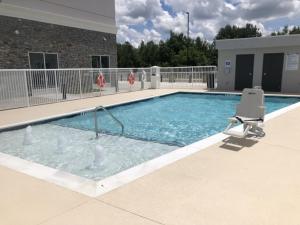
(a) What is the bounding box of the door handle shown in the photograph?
[249,73,252,76]
[263,73,267,76]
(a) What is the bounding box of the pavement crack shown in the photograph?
[34,198,91,225]
[96,198,167,225]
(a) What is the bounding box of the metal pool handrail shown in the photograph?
[94,105,124,138]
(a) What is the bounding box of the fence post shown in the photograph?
[54,70,59,102]
[173,68,175,88]
[109,70,112,90]
[79,69,82,99]
[192,67,194,88]
[115,69,119,92]
[214,66,217,89]
[44,70,48,90]
[23,71,30,107]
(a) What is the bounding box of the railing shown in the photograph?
[0,66,217,110]
[160,66,217,89]
[94,105,124,138]
[0,68,151,110]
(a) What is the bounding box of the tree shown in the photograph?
[290,26,300,35]
[158,41,173,66]
[138,41,147,67]
[271,25,300,36]
[215,23,262,40]
[167,31,186,55]
[117,42,139,68]
[117,28,219,67]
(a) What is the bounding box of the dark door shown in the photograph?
[45,53,58,87]
[29,53,46,88]
[235,54,254,90]
[262,53,284,92]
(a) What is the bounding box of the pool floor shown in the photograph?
[0,124,176,180]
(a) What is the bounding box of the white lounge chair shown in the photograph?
[223,88,265,138]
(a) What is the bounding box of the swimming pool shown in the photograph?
[53,93,299,146]
[0,92,299,182]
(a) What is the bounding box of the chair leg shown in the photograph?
[249,126,265,137]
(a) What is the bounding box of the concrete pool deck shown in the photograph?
[1,89,300,225]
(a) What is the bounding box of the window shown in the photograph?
[91,55,110,68]
[29,53,45,69]
[29,52,59,69]
[92,56,101,68]
[45,53,58,69]
[28,52,59,88]
[101,56,109,68]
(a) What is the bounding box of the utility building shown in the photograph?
[216,35,300,93]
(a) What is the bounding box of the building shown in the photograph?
[216,35,300,93]
[0,0,117,69]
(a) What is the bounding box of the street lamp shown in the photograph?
[186,11,190,66]
[186,11,190,40]
[186,11,192,82]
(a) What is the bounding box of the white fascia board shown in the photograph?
[216,34,300,50]
[0,3,118,34]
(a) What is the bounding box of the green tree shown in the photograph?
[215,23,262,40]
[167,31,186,55]
[271,25,300,36]
[290,26,300,34]
[158,41,173,66]
[117,31,217,67]
[117,42,139,68]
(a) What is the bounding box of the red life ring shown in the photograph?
[96,73,105,88]
[128,72,135,85]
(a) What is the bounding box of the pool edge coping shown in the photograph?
[0,91,300,197]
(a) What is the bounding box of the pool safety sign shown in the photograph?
[225,60,231,74]
[286,53,299,71]
[225,60,231,68]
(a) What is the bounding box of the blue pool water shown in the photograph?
[52,93,300,147]
[0,92,299,180]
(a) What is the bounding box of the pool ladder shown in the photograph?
[94,106,124,138]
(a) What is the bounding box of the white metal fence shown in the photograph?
[160,66,217,89]
[0,66,217,110]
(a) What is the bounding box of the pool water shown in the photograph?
[0,93,298,180]
[53,93,299,146]
[0,125,176,180]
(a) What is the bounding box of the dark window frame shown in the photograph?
[91,55,110,68]
[28,52,59,69]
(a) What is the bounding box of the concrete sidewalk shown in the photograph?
[1,90,300,225]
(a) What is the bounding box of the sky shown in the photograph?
[115,0,300,47]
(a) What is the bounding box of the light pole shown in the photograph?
[186,11,190,66]
[186,11,191,82]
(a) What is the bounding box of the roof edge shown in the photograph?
[216,34,300,50]
[0,3,118,34]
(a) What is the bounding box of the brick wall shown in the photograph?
[0,15,117,69]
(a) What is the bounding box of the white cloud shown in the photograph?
[116,0,164,25]
[115,0,300,45]
[152,11,187,34]
[117,25,162,47]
